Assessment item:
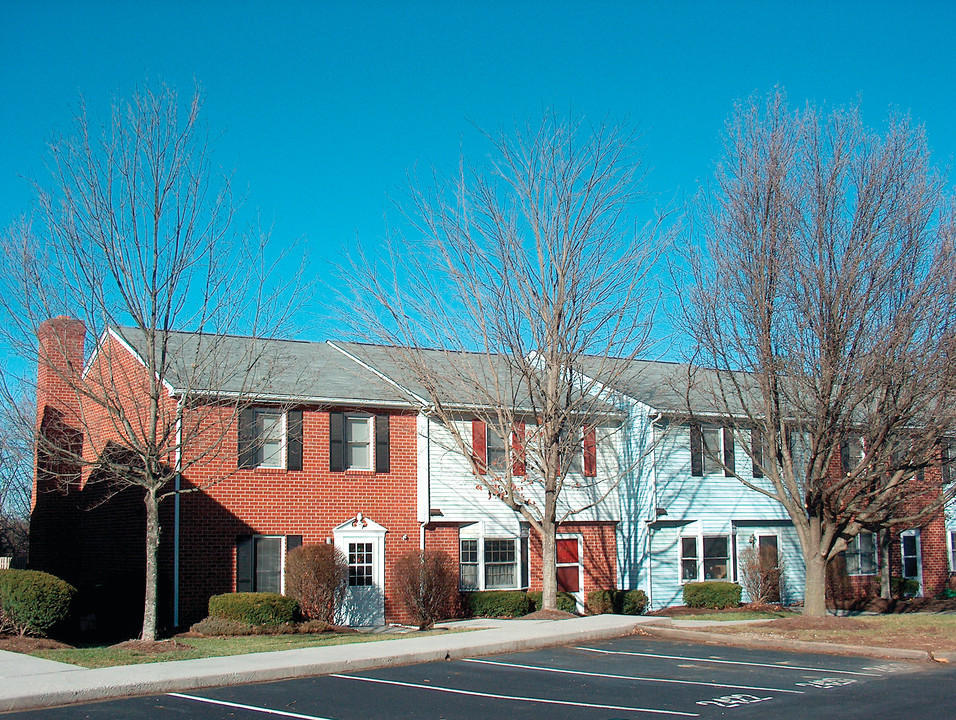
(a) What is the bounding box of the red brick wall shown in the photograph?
[176,407,421,626]
[527,522,618,596]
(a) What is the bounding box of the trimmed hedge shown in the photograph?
[208,592,298,627]
[891,577,921,599]
[586,589,648,616]
[527,590,577,614]
[683,581,742,609]
[0,569,76,637]
[622,589,648,615]
[463,591,533,618]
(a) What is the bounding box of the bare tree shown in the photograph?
[348,114,663,610]
[683,89,956,616]
[0,392,34,562]
[1,83,301,640]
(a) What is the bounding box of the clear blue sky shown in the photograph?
[3,1,956,349]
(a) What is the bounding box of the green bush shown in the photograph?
[585,589,648,615]
[586,589,619,614]
[683,581,742,609]
[622,589,648,615]
[208,592,298,627]
[527,591,577,613]
[891,577,921,599]
[190,616,256,636]
[0,569,76,637]
[464,590,533,618]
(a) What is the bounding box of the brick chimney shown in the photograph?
[36,316,87,428]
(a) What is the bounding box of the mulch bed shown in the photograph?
[840,596,956,614]
[111,639,194,653]
[0,636,71,653]
[521,609,578,620]
[647,603,789,617]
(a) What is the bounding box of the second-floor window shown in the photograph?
[329,412,390,473]
[690,425,734,477]
[238,407,303,471]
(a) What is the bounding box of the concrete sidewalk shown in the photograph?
[0,615,663,713]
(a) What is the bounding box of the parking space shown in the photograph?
[4,637,953,720]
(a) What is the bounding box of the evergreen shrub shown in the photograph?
[207,592,298,627]
[682,581,742,609]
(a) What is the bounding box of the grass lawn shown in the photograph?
[30,629,455,669]
[701,613,956,652]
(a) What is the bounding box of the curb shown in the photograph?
[0,618,646,713]
[640,625,935,662]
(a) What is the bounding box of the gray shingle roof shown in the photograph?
[111,327,415,406]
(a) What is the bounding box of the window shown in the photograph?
[486,426,507,473]
[235,534,302,593]
[680,537,698,582]
[703,536,729,579]
[842,435,863,474]
[329,413,390,473]
[348,542,374,586]
[238,408,303,471]
[948,530,956,572]
[942,440,954,485]
[690,425,734,477]
[459,535,524,590]
[844,532,877,575]
[471,419,527,477]
[484,539,517,589]
[556,536,582,593]
[901,530,921,580]
[460,539,479,589]
[345,415,372,470]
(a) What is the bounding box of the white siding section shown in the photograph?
[425,416,622,537]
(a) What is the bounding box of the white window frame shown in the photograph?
[900,528,923,597]
[254,409,286,469]
[458,534,524,591]
[344,413,374,471]
[948,530,956,573]
[679,532,732,583]
[844,532,878,576]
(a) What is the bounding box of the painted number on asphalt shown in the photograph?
[795,677,858,689]
[697,693,772,708]
[861,664,903,673]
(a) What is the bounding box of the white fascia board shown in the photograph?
[84,327,177,396]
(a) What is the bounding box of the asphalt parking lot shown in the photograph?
[5,637,954,720]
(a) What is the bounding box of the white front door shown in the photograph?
[333,515,387,626]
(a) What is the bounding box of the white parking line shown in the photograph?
[464,657,804,694]
[575,647,881,676]
[168,693,338,720]
[330,673,700,717]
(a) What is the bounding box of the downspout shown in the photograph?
[419,412,432,551]
[173,395,184,629]
[645,412,663,610]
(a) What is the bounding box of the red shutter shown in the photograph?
[512,422,526,476]
[472,418,487,474]
[556,538,579,564]
[583,427,597,477]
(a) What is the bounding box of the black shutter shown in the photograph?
[329,412,344,472]
[690,424,703,477]
[375,414,390,473]
[287,410,303,471]
[236,535,254,592]
[752,428,764,478]
[841,439,850,474]
[723,427,735,477]
[286,535,303,553]
[238,408,256,469]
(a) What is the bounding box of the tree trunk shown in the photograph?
[540,522,557,611]
[879,530,891,599]
[803,551,828,617]
[142,488,161,641]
